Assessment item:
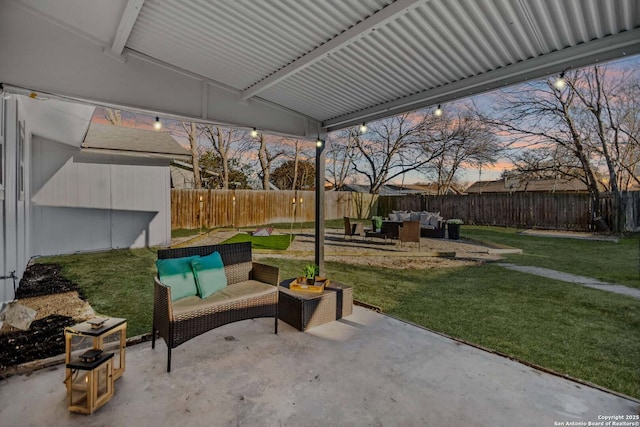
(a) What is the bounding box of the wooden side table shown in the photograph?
[65,318,127,381]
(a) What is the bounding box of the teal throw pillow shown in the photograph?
[191,251,228,299]
[156,255,200,301]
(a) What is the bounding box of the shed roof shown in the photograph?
[83,122,190,159]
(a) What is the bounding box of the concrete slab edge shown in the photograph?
[383,312,640,405]
[4,308,637,407]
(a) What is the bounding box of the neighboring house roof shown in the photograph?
[465,178,590,194]
[338,183,463,195]
[338,184,403,195]
[399,183,464,195]
[83,122,190,159]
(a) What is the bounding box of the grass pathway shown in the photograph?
[496,263,640,299]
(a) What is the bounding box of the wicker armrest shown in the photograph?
[251,262,280,286]
[153,277,174,323]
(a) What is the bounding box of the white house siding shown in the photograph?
[1,97,31,302]
[31,139,171,256]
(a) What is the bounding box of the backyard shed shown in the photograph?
[0,96,189,302]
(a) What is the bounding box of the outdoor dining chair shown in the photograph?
[398,221,421,248]
[344,217,366,241]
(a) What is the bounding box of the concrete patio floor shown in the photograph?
[1,307,636,427]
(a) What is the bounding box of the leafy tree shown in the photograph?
[199,151,250,189]
[271,159,315,190]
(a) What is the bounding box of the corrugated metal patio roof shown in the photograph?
[1,0,639,138]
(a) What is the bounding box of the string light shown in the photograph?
[359,123,367,133]
[153,117,162,130]
[434,104,443,117]
[554,72,566,89]
[251,127,258,138]
[316,139,323,147]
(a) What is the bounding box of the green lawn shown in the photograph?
[35,227,640,399]
[220,233,294,250]
[38,248,158,339]
[461,226,640,289]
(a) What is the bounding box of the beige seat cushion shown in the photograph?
[172,280,277,319]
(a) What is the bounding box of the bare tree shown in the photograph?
[422,108,500,194]
[617,80,640,189]
[291,139,300,191]
[256,133,285,190]
[351,112,442,194]
[200,125,248,189]
[104,108,122,126]
[180,122,202,189]
[485,72,607,227]
[325,131,356,190]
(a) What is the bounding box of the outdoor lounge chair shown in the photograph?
[344,217,366,241]
[398,221,421,248]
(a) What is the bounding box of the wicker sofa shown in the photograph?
[388,210,446,239]
[152,242,279,372]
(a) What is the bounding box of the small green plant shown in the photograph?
[447,218,464,225]
[302,264,319,279]
[371,216,383,230]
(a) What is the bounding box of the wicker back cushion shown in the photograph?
[191,252,228,298]
[158,242,253,286]
[156,255,200,301]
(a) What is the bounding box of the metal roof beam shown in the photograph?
[109,0,145,56]
[323,28,640,132]
[241,0,427,101]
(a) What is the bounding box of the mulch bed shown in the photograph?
[16,263,86,300]
[0,264,84,371]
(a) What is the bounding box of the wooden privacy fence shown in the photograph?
[376,192,640,232]
[171,189,360,229]
[172,189,639,231]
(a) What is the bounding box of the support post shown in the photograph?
[315,140,326,275]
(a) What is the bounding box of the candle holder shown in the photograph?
[65,352,114,414]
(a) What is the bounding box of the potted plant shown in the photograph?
[371,216,383,232]
[446,219,463,240]
[302,264,320,285]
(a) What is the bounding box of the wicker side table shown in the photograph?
[278,279,353,331]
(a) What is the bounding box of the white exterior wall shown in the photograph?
[0,94,172,302]
[1,97,31,302]
[31,139,171,256]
